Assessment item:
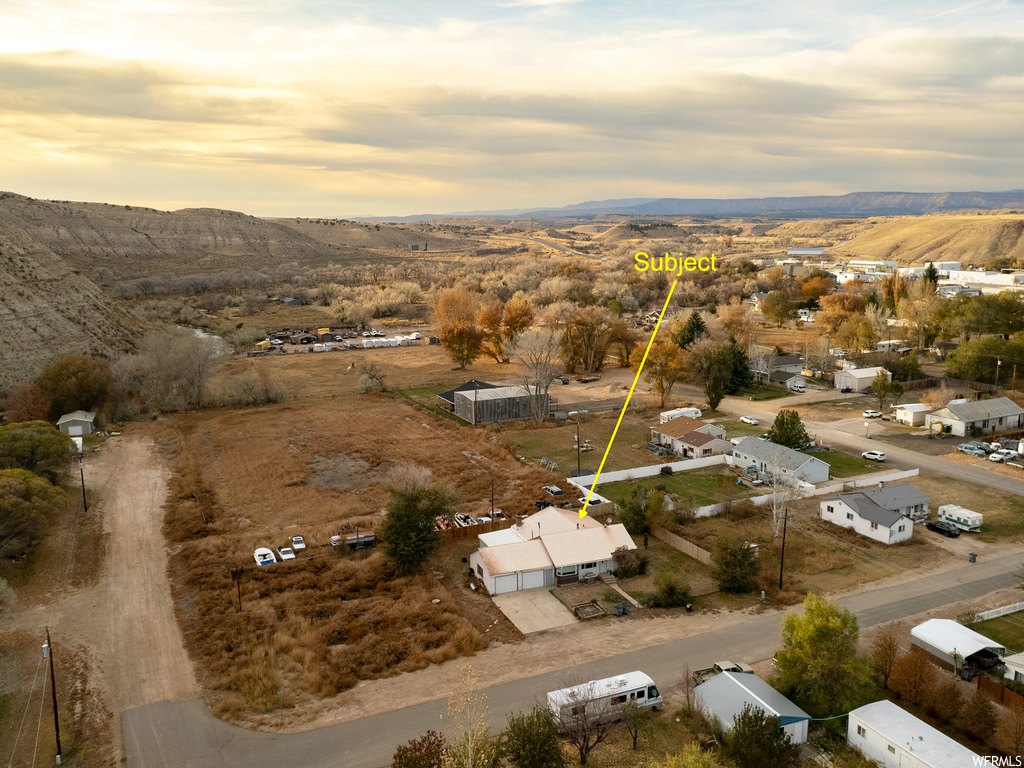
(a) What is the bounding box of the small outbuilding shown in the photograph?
[57,410,96,437]
[911,618,1006,672]
[894,403,931,426]
[835,366,890,393]
[847,700,978,767]
[437,380,498,413]
[454,384,548,424]
[695,672,810,744]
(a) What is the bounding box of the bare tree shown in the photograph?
[804,336,835,374]
[870,622,902,686]
[748,344,778,386]
[762,446,796,540]
[442,665,499,768]
[513,329,561,422]
[549,680,612,766]
[680,664,696,711]
[358,361,388,393]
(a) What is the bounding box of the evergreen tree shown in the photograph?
[767,410,811,450]
[380,484,454,576]
[502,706,565,768]
[673,312,708,348]
[725,337,753,394]
[711,537,758,593]
[721,704,801,768]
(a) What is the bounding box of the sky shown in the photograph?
[1,0,1023,217]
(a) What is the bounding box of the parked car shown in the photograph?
[333,335,345,342]
[958,443,988,456]
[863,410,882,418]
[291,535,306,551]
[254,547,277,566]
[277,546,296,560]
[454,512,474,527]
[543,485,565,497]
[840,386,853,393]
[740,416,759,425]
[270,339,284,346]
[926,520,962,538]
[990,449,1018,463]
[862,450,886,462]
[362,331,371,337]
[435,515,450,531]
[791,383,806,393]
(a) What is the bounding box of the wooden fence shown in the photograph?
[978,675,1024,709]
[651,526,713,566]
[441,517,515,541]
[901,376,1000,395]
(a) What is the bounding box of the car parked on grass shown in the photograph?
[291,535,306,551]
[543,485,565,497]
[277,546,296,560]
[863,410,882,418]
[254,547,276,566]
[862,450,886,462]
[926,520,962,538]
[958,443,988,457]
[740,416,759,425]
[990,449,1019,463]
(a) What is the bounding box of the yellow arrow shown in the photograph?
[581,280,678,518]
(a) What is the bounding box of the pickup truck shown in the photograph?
[692,661,754,685]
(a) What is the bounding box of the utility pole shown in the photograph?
[44,627,62,765]
[490,478,495,516]
[1013,364,1017,392]
[78,458,87,514]
[778,506,789,591]
[996,358,1002,388]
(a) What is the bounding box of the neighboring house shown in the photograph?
[454,385,549,425]
[925,396,1024,437]
[748,291,768,309]
[911,618,1007,672]
[469,507,636,594]
[56,410,96,437]
[835,366,891,392]
[751,353,804,386]
[894,403,932,426]
[819,494,913,545]
[650,417,729,458]
[1003,652,1024,684]
[768,370,806,391]
[281,297,301,307]
[437,380,498,413]
[695,672,810,745]
[848,700,979,768]
[732,437,830,484]
[859,482,931,521]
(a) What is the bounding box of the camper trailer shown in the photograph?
[547,672,662,730]
[936,504,983,533]
[660,407,702,424]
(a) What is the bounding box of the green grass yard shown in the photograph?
[599,467,758,510]
[813,449,885,478]
[973,615,1024,653]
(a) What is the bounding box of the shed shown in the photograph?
[911,618,1006,672]
[281,297,301,307]
[894,403,931,427]
[848,700,978,767]
[695,672,810,744]
[57,410,96,437]
[836,366,890,393]
[454,385,547,425]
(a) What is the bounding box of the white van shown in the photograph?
[548,671,662,729]
[936,504,983,533]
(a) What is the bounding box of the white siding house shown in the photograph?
[924,396,1024,437]
[848,700,979,767]
[731,437,830,484]
[894,403,931,426]
[820,496,913,545]
[650,418,727,457]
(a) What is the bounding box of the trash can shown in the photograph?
[961,667,975,681]
[686,603,693,613]
[969,553,977,564]
[615,602,631,617]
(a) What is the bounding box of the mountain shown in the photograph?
[0,223,141,391]
[0,193,369,277]
[351,190,1024,222]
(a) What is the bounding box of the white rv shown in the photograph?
[547,671,662,729]
[936,504,983,533]
[660,407,702,423]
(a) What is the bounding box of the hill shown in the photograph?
[0,193,369,277]
[0,225,141,391]
[830,213,1024,266]
[272,218,475,251]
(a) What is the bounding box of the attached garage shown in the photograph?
[470,539,555,595]
[521,569,547,590]
[493,574,519,594]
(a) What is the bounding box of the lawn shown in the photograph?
[738,386,793,401]
[598,467,758,511]
[907,473,1024,543]
[719,419,764,439]
[812,449,885,478]
[973,615,1024,653]
[391,382,465,422]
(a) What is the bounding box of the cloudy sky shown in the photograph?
[1,0,1023,217]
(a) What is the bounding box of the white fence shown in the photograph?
[976,602,1024,622]
[567,455,732,489]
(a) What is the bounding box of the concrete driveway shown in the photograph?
[492,588,577,633]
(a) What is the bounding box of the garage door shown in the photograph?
[69,425,83,436]
[521,569,546,590]
[493,574,519,594]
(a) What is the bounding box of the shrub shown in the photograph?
[612,546,639,579]
[637,553,650,575]
[647,570,690,608]
[660,466,674,476]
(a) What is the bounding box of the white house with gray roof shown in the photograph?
[860,482,931,522]
[925,396,1024,437]
[848,700,978,767]
[731,437,830,485]
[820,494,913,544]
[695,672,810,744]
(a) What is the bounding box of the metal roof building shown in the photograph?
[925,396,1024,437]
[453,384,548,424]
[695,672,810,744]
[848,700,978,767]
[911,618,1006,671]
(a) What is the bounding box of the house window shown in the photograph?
[870,522,878,530]
[556,565,577,576]
[898,525,905,532]
[856,725,866,738]
[826,505,834,513]
[476,564,483,577]
[582,562,597,570]
[846,513,854,521]
[1016,671,1024,684]
[887,745,896,755]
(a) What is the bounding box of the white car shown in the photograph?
[740,416,759,425]
[270,339,284,346]
[862,450,886,462]
[543,485,565,497]
[291,535,306,551]
[254,547,277,566]
[990,449,1018,463]
[362,331,371,337]
[863,410,882,418]
[277,546,296,560]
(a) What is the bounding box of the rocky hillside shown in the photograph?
[0,225,141,391]
[0,193,370,277]
[272,217,474,251]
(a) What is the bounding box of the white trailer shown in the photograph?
[660,407,702,423]
[547,671,662,730]
[936,504,983,533]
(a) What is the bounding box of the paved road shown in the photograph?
[124,551,1022,768]
[503,235,601,259]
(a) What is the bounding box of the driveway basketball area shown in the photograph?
[492,588,577,633]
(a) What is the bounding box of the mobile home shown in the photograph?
[936,504,983,533]
[660,407,702,423]
[547,672,662,729]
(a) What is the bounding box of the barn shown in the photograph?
[454,385,548,424]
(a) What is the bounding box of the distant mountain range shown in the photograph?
[355,190,1024,222]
